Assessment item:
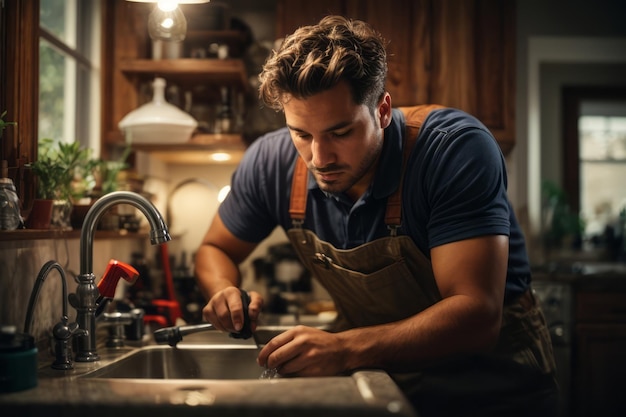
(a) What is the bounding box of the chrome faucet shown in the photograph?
[25,260,84,370]
[74,191,171,362]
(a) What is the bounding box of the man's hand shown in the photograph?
[257,325,349,377]
[202,287,263,333]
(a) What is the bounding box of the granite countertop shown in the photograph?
[0,327,417,417]
[1,370,413,417]
[532,261,626,291]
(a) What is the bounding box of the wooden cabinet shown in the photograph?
[275,0,516,154]
[101,0,248,163]
[574,290,626,417]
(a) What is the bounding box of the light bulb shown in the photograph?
[148,1,187,42]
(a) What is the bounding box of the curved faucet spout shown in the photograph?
[75,191,171,362]
[24,260,68,335]
[80,191,171,275]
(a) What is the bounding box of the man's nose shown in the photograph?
[311,137,334,168]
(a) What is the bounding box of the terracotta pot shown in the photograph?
[25,199,54,229]
[70,202,93,230]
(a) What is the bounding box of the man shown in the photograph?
[195,15,558,417]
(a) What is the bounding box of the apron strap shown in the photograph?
[289,105,446,227]
[385,105,445,230]
[289,155,309,224]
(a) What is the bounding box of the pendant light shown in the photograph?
[126,0,210,42]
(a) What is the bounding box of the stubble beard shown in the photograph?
[312,139,383,197]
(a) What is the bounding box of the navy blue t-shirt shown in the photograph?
[219,108,531,300]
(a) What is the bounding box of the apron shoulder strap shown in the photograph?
[384,105,445,229]
[289,155,309,222]
[289,105,446,226]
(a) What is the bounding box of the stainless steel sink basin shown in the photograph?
[65,327,418,416]
[82,323,333,381]
[83,345,262,379]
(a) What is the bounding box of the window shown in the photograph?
[562,86,626,246]
[578,109,626,237]
[39,0,101,154]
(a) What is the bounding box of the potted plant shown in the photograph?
[27,139,97,229]
[67,144,132,230]
[87,146,132,230]
[98,145,131,196]
[542,180,585,255]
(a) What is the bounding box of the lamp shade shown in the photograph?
[126,0,210,3]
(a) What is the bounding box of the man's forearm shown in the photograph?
[194,243,242,301]
[339,294,502,372]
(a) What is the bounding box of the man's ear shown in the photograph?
[378,92,392,129]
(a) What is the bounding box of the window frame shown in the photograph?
[0,0,40,208]
[562,86,626,215]
[39,0,101,152]
[0,0,103,210]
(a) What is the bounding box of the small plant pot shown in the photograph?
[97,206,120,231]
[51,199,72,230]
[70,202,94,230]
[25,199,54,229]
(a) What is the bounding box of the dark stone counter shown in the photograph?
[0,331,416,417]
[532,262,626,291]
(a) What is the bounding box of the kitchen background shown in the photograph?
[1,1,625,415]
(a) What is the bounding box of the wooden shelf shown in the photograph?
[103,1,252,163]
[118,58,248,87]
[0,228,150,242]
[115,133,247,164]
[185,30,248,44]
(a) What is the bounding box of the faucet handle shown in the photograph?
[101,312,134,348]
[95,259,139,311]
[51,317,85,370]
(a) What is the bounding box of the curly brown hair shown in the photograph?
[258,15,387,113]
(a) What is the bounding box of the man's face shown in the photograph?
[283,81,391,201]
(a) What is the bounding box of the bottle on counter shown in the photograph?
[0,163,24,230]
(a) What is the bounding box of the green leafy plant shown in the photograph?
[28,139,98,201]
[28,138,132,202]
[542,180,585,249]
[0,110,17,138]
[97,145,131,196]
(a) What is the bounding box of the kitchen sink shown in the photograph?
[83,345,263,379]
[82,325,315,380]
[41,323,418,416]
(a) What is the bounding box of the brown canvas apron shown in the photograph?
[286,106,558,416]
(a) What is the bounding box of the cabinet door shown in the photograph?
[276,0,422,107]
[275,0,515,154]
[428,0,516,152]
[344,0,424,107]
[275,0,345,38]
[574,323,626,417]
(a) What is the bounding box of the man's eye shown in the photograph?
[332,130,351,138]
